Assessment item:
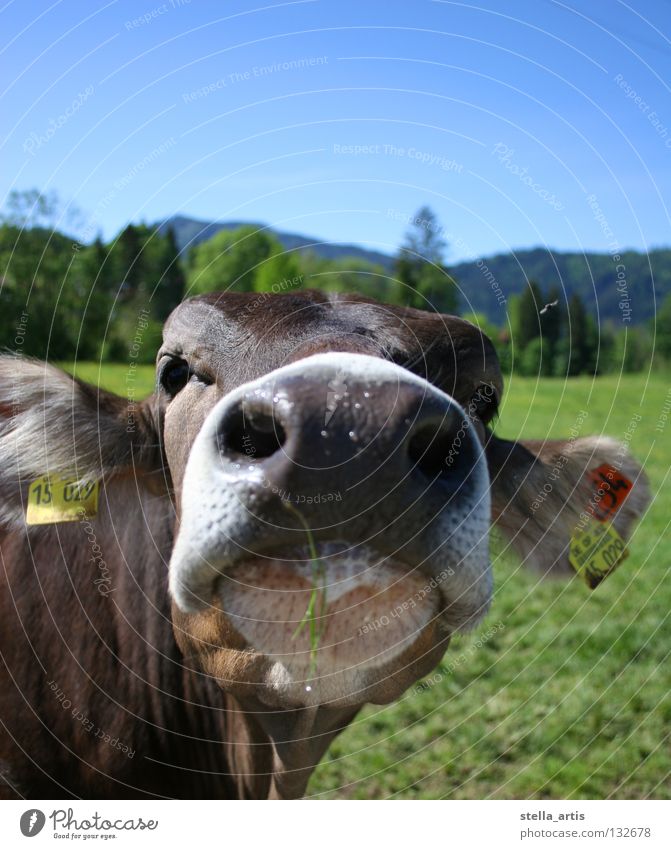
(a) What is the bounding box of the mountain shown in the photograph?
[157,215,394,269]
[157,216,669,325]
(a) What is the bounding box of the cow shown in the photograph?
[0,290,649,799]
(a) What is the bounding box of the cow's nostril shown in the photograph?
[408,418,468,483]
[219,403,286,461]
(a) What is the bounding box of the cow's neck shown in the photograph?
[177,671,358,799]
[102,483,355,799]
[222,696,360,799]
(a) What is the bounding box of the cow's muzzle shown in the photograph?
[169,353,492,706]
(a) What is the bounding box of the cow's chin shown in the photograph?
[175,546,451,709]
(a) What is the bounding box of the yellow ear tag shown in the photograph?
[569,518,628,589]
[26,476,99,525]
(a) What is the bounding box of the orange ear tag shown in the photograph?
[569,465,633,588]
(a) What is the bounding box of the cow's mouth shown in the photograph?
[209,544,453,707]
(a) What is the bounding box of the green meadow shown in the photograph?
[66,362,157,398]
[81,365,671,799]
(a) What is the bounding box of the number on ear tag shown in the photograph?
[569,517,628,589]
[26,476,99,525]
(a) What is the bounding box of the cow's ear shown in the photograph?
[485,432,650,577]
[0,356,165,527]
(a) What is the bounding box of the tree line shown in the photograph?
[0,190,666,373]
[467,281,658,377]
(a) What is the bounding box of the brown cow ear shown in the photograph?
[0,355,165,527]
[485,432,651,579]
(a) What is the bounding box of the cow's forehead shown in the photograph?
[160,290,503,400]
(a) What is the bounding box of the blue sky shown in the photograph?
[2,0,670,262]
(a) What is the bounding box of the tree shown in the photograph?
[540,285,562,361]
[0,222,79,359]
[595,322,616,374]
[611,326,652,373]
[518,337,544,377]
[510,280,549,374]
[114,224,144,302]
[656,292,671,361]
[253,245,302,294]
[153,227,186,320]
[69,236,117,359]
[0,189,99,359]
[1,189,59,230]
[514,279,543,350]
[566,292,598,376]
[188,225,281,295]
[1,188,85,236]
[0,190,190,363]
[105,225,180,362]
[551,337,571,377]
[297,253,399,301]
[395,206,457,312]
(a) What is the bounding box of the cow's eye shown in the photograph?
[159,359,190,396]
[470,383,498,422]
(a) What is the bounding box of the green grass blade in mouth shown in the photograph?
[283,501,327,677]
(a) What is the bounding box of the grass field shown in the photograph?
[65,362,157,398]
[79,364,671,799]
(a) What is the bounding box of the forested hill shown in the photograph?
[159,215,669,326]
[450,248,670,326]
